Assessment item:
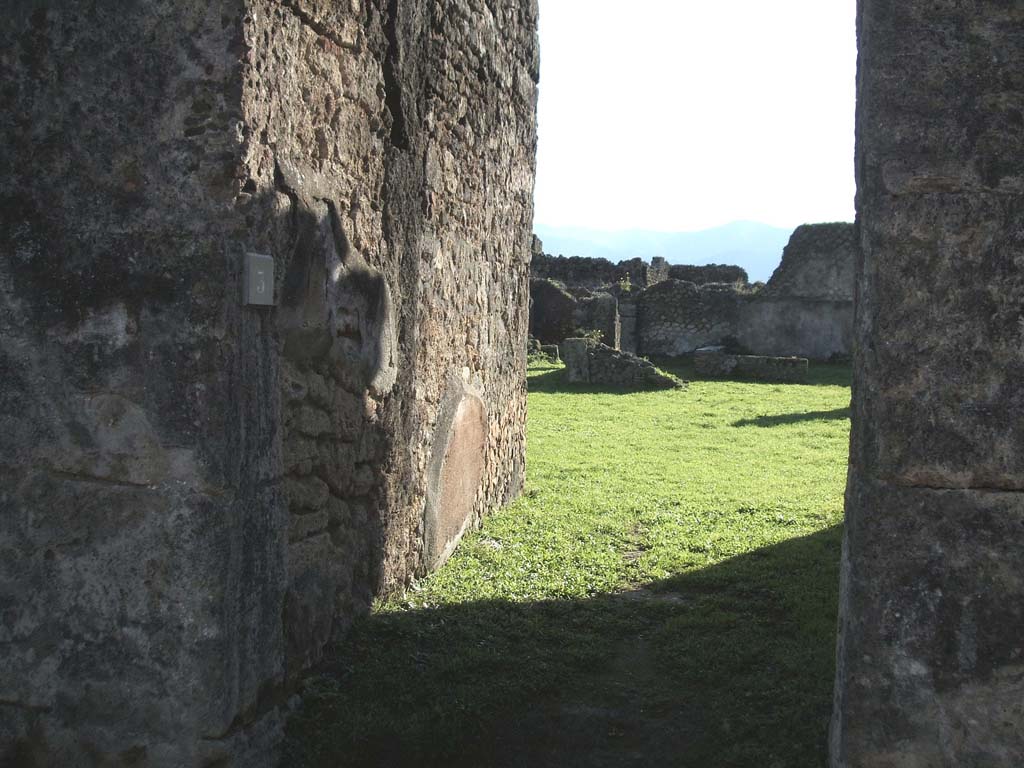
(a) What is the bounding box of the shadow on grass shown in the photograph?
[732,407,851,428]
[282,526,842,768]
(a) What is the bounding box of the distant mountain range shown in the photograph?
[533,221,801,283]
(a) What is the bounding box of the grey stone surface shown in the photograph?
[561,338,684,390]
[739,223,855,360]
[739,298,852,361]
[694,347,809,383]
[0,0,537,764]
[833,479,1024,767]
[618,299,639,354]
[832,1,1024,764]
[530,279,619,349]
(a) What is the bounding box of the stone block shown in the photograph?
[562,338,683,390]
[561,338,591,383]
[694,347,809,382]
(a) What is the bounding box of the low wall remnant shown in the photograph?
[694,346,809,383]
[561,338,684,390]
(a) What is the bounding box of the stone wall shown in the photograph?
[561,338,683,390]
[694,347,809,383]
[619,299,639,354]
[0,1,537,766]
[637,280,743,356]
[530,279,619,348]
[576,292,620,349]
[531,250,683,292]
[832,2,1024,765]
[739,298,852,361]
[531,252,624,290]
[668,263,749,285]
[760,223,855,301]
[529,278,578,345]
[739,223,855,360]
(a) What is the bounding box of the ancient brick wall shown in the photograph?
[637,280,743,356]
[832,1,1024,764]
[0,1,537,765]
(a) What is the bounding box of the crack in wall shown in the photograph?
[382,0,410,151]
[273,0,360,52]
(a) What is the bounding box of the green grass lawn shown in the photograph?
[284,358,852,768]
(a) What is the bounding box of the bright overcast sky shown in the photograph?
[533,0,857,232]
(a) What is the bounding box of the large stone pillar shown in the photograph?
[0,1,537,765]
[832,1,1024,764]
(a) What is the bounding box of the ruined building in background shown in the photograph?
[530,222,855,360]
[0,2,537,765]
[739,223,855,359]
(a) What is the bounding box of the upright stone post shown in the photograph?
[833,1,1024,764]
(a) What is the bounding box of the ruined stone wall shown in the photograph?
[531,251,679,291]
[760,223,855,301]
[739,223,856,360]
[668,263,749,285]
[649,256,670,285]
[832,2,1024,765]
[637,280,742,356]
[0,1,537,765]
[530,278,619,349]
[575,292,620,349]
[529,278,577,345]
[739,299,852,361]
[530,252,623,289]
[561,338,683,390]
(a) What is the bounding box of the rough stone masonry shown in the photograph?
[0,2,537,766]
[832,1,1024,765]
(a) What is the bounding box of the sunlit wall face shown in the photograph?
[533,0,857,232]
